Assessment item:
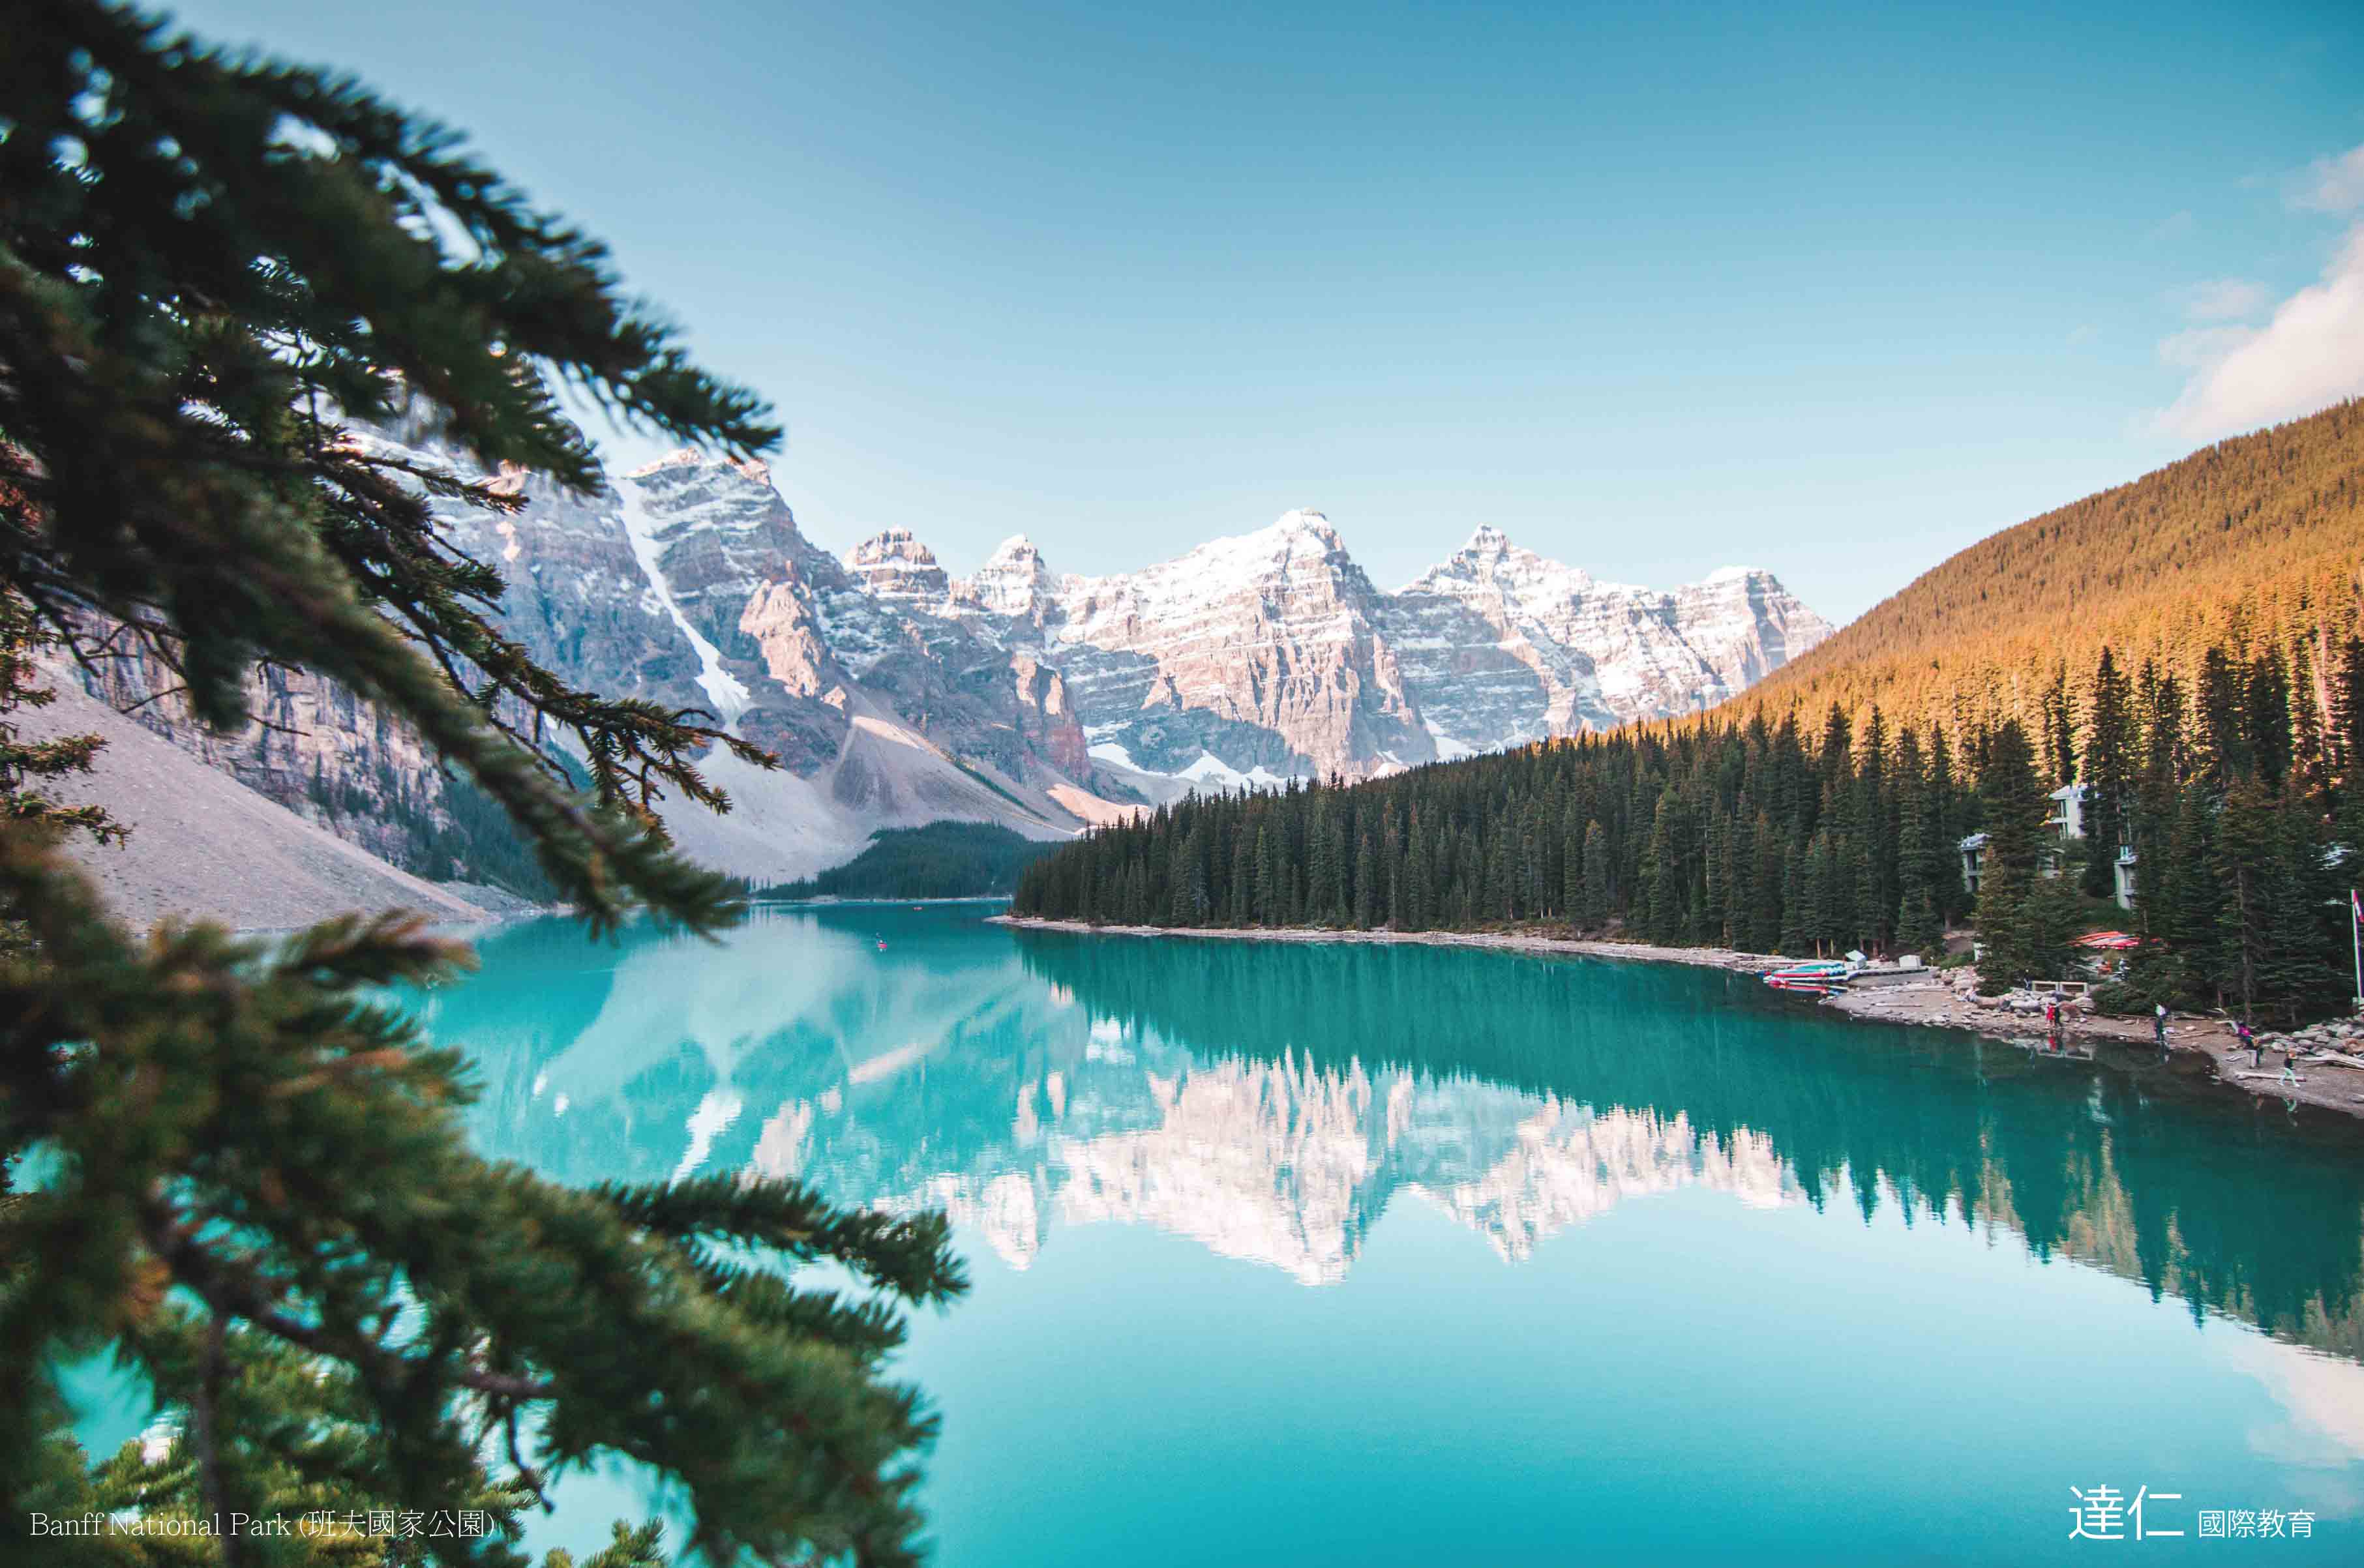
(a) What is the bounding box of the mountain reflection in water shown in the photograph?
[426,903,2364,1360]
[400,902,2364,1564]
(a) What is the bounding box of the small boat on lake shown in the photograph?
[1763,959,1853,996]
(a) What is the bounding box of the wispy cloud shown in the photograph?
[2157,324,2257,370]
[2150,143,2364,441]
[2172,278,2269,321]
[2294,144,2364,214]
[2153,227,2364,439]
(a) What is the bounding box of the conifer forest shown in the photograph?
[1017,632,2364,1027]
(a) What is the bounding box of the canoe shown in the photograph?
[1765,973,1848,996]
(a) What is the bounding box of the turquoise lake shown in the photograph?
[400,902,2364,1565]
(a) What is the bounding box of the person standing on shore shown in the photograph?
[2154,1002,2169,1059]
[2238,1017,2259,1067]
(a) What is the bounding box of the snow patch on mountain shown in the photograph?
[616,469,753,724]
[1425,726,1479,762]
[1176,752,1298,791]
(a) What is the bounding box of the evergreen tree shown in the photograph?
[1973,721,2052,994]
[2291,634,2331,806]
[1928,726,1969,922]
[1801,829,1835,956]
[5,11,965,1559]
[1644,794,1686,943]
[2260,792,2348,1022]
[1384,807,1407,928]
[2081,646,2135,899]
[1562,816,1585,927]
[1747,813,1786,953]
[1229,827,1255,925]
[2140,781,2225,1008]
[1252,824,1278,925]
[1579,820,1611,929]
[1894,774,1947,959]
[1354,830,1378,929]
[2245,651,2294,791]
[1777,839,1808,954]
[1706,806,1739,947]
[2198,648,2250,784]
[1170,823,1205,925]
[2336,636,2364,791]
[1898,881,1946,961]
[2132,666,2187,937]
[2214,780,2277,1024]
[2040,663,2078,786]
[1403,815,1431,932]
[2210,780,2344,1026]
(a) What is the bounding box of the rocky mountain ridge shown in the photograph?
[932,506,1829,786]
[82,432,1829,887]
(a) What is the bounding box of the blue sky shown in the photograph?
[177,0,2364,621]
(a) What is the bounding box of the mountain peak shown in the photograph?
[1246,509,1349,559]
[1171,509,1351,572]
[1405,526,1592,596]
[961,534,1058,619]
[844,527,950,603]
[626,448,707,478]
[625,449,772,486]
[847,527,939,567]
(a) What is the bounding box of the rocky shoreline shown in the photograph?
[989,915,2364,1122]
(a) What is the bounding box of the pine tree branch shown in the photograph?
[140,1200,557,1404]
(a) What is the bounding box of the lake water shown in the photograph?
[407,902,2364,1565]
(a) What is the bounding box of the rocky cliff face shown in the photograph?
[944,512,1831,790]
[87,426,1829,885]
[1382,527,1831,746]
[1006,510,1437,784]
[72,649,462,876]
[455,460,1831,821]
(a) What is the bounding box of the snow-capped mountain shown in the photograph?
[85,430,1829,885]
[1383,525,1829,746]
[447,449,1831,853]
[943,507,1829,792]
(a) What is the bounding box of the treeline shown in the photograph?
[764,820,1060,900]
[1726,398,2364,739]
[1015,627,2364,1025]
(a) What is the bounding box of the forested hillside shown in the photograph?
[1726,398,2364,735]
[1017,406,2364,1026]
